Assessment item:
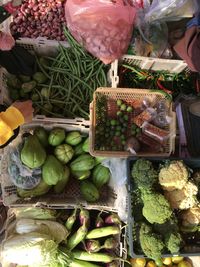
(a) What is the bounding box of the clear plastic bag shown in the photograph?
[145,0,195,22]
[8,146,41,190]
[65,0,136,64]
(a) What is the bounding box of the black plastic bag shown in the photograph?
[0,46,36,76]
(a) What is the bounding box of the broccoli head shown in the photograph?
[159,160,189,191]
[164,232,183,254]
[131,159,158,189]
[139,223,164,265]
[141,190,172,224]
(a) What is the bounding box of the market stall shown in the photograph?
[0,0,200,266]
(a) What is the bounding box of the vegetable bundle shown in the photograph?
[7,29,108,119]
[9,126,111,203]
[1,207,124,267]
[119,64,197,99]
[130,159,200,265]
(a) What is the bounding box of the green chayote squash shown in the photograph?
[20,135,46,169]
[54,166,70,193]
[92,164,110,189]
[74,142,85,156]
[42,155,64,185]
[80,180,100,202]
[72,170,91,180]
[48,128,65,146]
[82,137,89,152]
[54,144,74,164]
[65,131,82,146]
[33,127,49,147]
[70,154,95,172]
[17,179,51,198]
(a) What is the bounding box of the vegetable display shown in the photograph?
[9,127,111,203]
[6,29,108,119]
[119,64,197,99]
[130,257,193,267]
[95,94,171,154]
[129,159,200,264]
[1,207,124,267]
[10,0,66,40]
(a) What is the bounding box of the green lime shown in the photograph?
[116,125,121,131]
[127,106,133,112]
[122,140,126,145]
[124,114,129,121]
[115,131,121,136]
[121,134,125,140]
[117,111,122,117]
[131,124,137,130]
[136,128,142,134]
[131,130,136,136]
[117,99,123,106]
[120,104,127,111]
[111,119,117,126]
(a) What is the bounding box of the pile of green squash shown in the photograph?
[13,127,111,202]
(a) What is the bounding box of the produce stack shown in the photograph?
[1,207,126,266]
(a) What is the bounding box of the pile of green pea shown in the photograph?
[95,99,142,151]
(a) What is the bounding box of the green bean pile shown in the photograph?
[34,28,108,119]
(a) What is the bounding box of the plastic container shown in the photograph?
[0,116,118,211]
[2,207,127,267]
[110,56,188,87]
[127,157,200,258]
[90,87,176,158]
[0,37,112,108]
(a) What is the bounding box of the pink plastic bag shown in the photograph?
[0,31,15,51]
[65,0,136,64]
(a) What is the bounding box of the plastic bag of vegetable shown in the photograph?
[8,146,41,189]
[65,0,136,64]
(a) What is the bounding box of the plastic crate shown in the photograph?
[0,38,112,107]
[0,117,119,210]
[2,208,127,267]
[127,157,200,258]
[110,56,188,88]
[90,87,176,158]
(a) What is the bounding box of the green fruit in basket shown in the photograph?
[72,170,91,180]
[21,135,46,169]
[115,131,121,137]
[42,155,64,185]
[131,124,137,130]
[117,99,123,106]
[21,80,37,93]
[92,164,110,189]
[33,127,49,147]
[123,114,129,121]
[48,128,65,146]
[74,142,85,156]
[54,144,74,164]
[120,104,127,111]
[94,157,106,166]
[116,125,121,131]
[136,128,142,134]
[82,137,89,152]
[117,111,123,116]
[121,134,125,140]
[17,179,51,198]
[70,154,95,172]
[33,72,48,84]
[19,75,31,83]
[65,131,82,146]
[80,180,100,202]
[111,119,117,126]
[54,166,70,194]
[131,130,136,136]
[127,106,133,112]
